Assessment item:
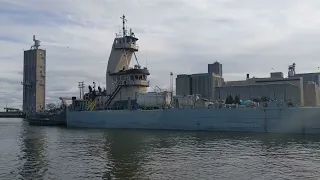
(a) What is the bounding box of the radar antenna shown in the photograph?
[120,14,127,37]
[31,35,41,49]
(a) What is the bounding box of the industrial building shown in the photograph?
[22,35,46,114]
[176,62,224,99]
[208,61,222,77]
[215,75,304,105]
[176,61,320,107]
[294,73,320,86]
[304,82,320,106]
[218,63,320,106]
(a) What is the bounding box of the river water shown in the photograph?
[1,118,320,180]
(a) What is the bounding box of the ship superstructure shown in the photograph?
[105,15,149,108]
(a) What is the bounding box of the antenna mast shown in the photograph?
[145,52,148,68]
[120,14,127,37]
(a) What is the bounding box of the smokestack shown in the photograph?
[246,74,249,79]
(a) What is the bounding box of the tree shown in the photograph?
[234,95,240,105]
[228,95,234,104]
[226,95,234,104]
[46,103,56,111]
[225,95,230,104]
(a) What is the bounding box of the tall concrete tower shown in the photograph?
[208,61,222,77]
[22,35,46,114]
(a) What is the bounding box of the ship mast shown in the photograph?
[120,14,127,37]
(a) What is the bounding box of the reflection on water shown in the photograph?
[0,119,320,180]
[18,124,48,180]
[104,130,148,179]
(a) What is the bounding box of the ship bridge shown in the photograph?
[106,15,139,77]
[105,15,150,108]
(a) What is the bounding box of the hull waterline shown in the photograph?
[66,107,320,134]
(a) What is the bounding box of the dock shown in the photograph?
[0,108,26,118]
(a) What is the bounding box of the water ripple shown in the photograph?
[0,119,320,179]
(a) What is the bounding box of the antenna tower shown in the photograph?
[145,52,148,68]
[120,14,127,36]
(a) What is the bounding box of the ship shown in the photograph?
[66,15,320,134]
[27,98,67,126]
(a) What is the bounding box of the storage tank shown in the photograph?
[174,94,200,108]
[137,91,172,108]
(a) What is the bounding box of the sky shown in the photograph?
[1,0,320,109]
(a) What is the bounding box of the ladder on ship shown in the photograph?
[105,85,122,107]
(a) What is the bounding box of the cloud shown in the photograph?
[1,0,320,109]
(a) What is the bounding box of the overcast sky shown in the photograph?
[1,0,320,109]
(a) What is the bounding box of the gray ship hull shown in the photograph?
[66,107,320,134]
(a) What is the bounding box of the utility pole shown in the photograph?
[170,72,174,107]
[78,81,85,99]
[78,82,81,99]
